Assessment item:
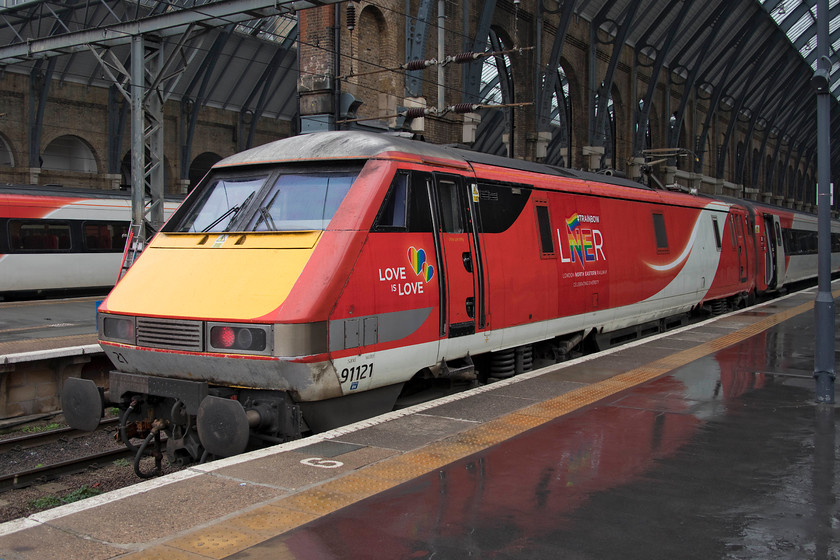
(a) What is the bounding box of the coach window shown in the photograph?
[711,216,722,251]
[84,222,129,252]
[535,203,555,257]
[9,220,71,251]
[652,213,668,252]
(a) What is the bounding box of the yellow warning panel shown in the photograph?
[226,505,318,536]
[166,527,266,559]
[279,488,360,516]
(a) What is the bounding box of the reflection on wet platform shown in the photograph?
[232,310,837,560]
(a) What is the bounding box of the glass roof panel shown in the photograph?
[761,0,840,98]
[787,10,814,42]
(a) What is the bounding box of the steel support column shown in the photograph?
[813,0,834,403]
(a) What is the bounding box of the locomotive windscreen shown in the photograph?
[165,166,360,233]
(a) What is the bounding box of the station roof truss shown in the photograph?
[0,0,836,177]
[0,0,340,120]
[565,0,840,176]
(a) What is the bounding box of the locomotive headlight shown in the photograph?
[101,315,136,344]
[207,323,270,355]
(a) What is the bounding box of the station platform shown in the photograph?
[0,296,102,361]
[0,285,837,559]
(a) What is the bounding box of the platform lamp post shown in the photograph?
[813,0,835,404]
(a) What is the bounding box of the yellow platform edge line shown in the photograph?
[156,293,822,560]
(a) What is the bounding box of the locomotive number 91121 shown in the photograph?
[340,363,374,384]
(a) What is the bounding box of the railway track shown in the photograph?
[0,418,119,455]
[0,418,128,492]
[0,448,134,492]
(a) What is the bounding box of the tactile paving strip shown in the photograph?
[157,293,823,559]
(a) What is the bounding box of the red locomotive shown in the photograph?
[59,131,839,472]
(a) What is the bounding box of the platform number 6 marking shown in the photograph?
[300,457,344,469]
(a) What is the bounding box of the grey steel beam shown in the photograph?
[535,0,576,132]
[27,58,54,168]
[242,28,297,149]
[405,0,433,98]
[462,0,497,104]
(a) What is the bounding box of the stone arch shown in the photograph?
[42,135,98,173]
[353,5,391,119]
[0,132,14,167]
[189,152,223,191]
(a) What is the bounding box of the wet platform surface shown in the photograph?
[0,296,101,358]
[0,286,837,559]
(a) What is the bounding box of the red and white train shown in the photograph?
[60,131,840,470]
[0,185,177,297]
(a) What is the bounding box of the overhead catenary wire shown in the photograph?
[336,101,533,124]
[338,46,534,80]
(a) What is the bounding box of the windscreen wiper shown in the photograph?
[201,191,255,233]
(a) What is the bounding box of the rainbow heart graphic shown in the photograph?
[408,246,434,283]
[421,262,434,283]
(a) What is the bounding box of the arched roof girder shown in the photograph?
[665,4,734,150]
[715,34,782,178]
[693,11,766,172]
[589,0,643,149]
[535,0,577,132]
[462,0,498,104]
[632,0,691,156]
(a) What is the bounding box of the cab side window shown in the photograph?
[373,171,433,232]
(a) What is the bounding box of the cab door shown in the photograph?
[433,174,482,338]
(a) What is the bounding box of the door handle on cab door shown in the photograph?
[462,252,473,273]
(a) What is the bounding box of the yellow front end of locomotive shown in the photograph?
[105,231,321,320]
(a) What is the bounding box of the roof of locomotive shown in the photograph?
[215,131,652,192]
[216,130,462,168]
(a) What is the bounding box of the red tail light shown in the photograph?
[212,326,236,348]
